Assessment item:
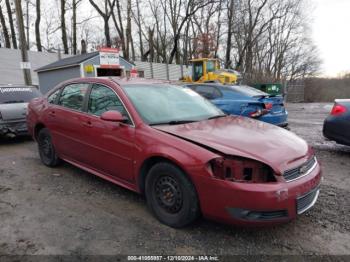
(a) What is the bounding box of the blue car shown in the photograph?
[185,83,288,127]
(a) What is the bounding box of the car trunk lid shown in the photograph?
[256,95,285,114]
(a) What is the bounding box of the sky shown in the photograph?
[312,0,350,77]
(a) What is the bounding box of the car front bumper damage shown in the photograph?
[191,161,322,226]
[0,120,28,138]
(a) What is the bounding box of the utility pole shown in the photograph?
[15,0,32,85]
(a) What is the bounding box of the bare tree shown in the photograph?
[162,0,215,64]
[72,0,77,54]
[72,0,83,54]
[225,0,234,68]
[109,0,125,54]
[5,0,17,48]
[0,0,319,82]
[192,1,221,58]
[125,0,132,60]
[90,0,116,47]
[60,0,69,54]
[133,0,144,60]
[81,39,86,53]
[0,0,11,48]
[213,0,223,58]
[35,0,42,51]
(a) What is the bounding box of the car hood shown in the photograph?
[0,103,28,121]
[153,116,310,173]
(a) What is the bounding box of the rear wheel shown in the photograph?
[37,128,61,167]
[145,162,200,228]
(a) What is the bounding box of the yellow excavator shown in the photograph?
[183,58,240,84]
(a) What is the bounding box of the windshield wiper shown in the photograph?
[150,120,198,126]
[207,114,226,120]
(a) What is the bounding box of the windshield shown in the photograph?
[123,84,224,125]
[228,85,269,97]
[0,87,41,104]
[206,60,215,72]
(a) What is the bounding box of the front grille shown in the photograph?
[297,187,320,214]
[283,156,317,182]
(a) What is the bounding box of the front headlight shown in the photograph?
[208,157,276,183]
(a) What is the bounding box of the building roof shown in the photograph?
[35,52,136,73]
[35,52,99,72]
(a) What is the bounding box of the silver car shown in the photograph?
[0,85,41,138]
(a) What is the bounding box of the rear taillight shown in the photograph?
[249,110,263,118]
[264,103,273,110]
[330,104,347,116]
[208,157,276,183]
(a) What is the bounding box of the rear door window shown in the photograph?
[47,89,61,104]
[58,83,89,111]
[0,87,41,104]
[228,85,269,97]
[195,85,222,99]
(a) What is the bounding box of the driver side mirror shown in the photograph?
[100,110,126,123]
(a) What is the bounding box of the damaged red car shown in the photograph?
[27,78,322,228]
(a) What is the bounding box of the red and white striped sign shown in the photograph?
[98,47,120,68]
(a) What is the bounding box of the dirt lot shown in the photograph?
[0,103,349,256]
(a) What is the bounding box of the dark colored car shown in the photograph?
[184,83,288,127]
[323,99,350,146]
[0,85,42,138]
[27,78,321,228]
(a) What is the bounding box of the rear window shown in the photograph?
[0,87,41,104]
[228,85,268,97]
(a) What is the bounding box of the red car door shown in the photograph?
[78,83,135,183]
[47,83,90,164]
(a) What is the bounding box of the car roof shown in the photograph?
[111,77,171,86]
[185,83,240,90]
[0,84,37,88]
[62,77,172,87]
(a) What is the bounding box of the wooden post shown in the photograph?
[149,60,154,79]
[166,61,169,80]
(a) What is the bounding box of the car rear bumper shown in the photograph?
[259,110,288,127]
[191,161,322,226]
[323,117,350,146]
[0,120,28,137]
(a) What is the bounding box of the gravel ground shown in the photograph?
[0,102,349,257]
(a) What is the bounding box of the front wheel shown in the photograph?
[145,162,200,228]
[37,128,61,167]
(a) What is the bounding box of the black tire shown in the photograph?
[145,162,200,228]
[37,128,61,167]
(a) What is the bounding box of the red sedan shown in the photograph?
[27,78,322,227]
